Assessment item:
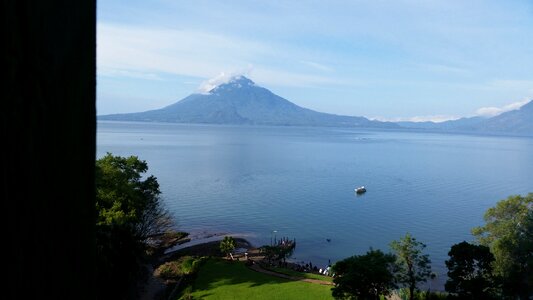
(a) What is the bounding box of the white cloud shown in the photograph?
[489,79,533,91]
[98,68,163,80]
[420,63,469,75]
[252,68,350,88]
[300,61,333,72]
[97,23,262,79]
[371,115,459,123]
[475,98,531,117]
[475,107,501,117]
[97,22,341,89]
[197,67,253,94]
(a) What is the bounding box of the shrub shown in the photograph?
[155,256,206,279]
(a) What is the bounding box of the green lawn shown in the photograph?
[266,266,333,282]
[181,259,334,300]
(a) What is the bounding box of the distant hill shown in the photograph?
[396,100,533,136]
[98,76,398,128]
[466,100,533,134]
[397,116,486,130]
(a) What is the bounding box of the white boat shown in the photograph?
[355,186,366,194]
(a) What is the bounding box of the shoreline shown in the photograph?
[142,235,256,299]
[164,232,256,255]
[160,234,447,292]
[164,235,254,260]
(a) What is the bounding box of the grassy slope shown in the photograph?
[186,259,334,300]
[266,266,333,282]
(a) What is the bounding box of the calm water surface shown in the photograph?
[97,121,533,289]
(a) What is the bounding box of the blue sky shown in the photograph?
[97,0,533,121]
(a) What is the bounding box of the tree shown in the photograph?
[95,153,172,240]
[262,238,296,264]
[390,233,432,300]
[220,236,236,259]
[332,249,397,300]
[445,241,495,299]
[472,193,533,299]
[95,153,174,299]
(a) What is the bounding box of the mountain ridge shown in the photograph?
[99,76,532,135]
[396,100,533,136]
[99,76,398,128]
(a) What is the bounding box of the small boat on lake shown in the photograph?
[355,186,366,194]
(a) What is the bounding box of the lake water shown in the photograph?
[97,121,533,290]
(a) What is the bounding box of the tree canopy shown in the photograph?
[95,153,174,299]
[472,193,532,299]
[220,236,236,258]
[96,153,172,239]
[445,241,495,299]
[332,249,397,300]
[390,233,432,300]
